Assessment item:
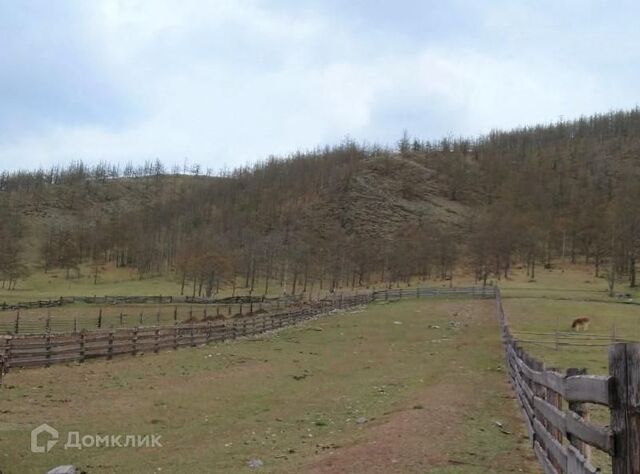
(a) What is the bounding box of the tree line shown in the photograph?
[1,109,639,296]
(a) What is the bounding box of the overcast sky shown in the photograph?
[1,0,639,172]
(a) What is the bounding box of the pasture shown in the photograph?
[497,264,640,373]
[1,261,636,473]
[0,299,536,473]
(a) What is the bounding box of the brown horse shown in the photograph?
[571,317,590,332]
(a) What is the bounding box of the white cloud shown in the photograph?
[1,0,639,171]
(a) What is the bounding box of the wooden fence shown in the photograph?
[0,285,494,370]
[0,287,493,335]
[372,286,497,301]
[0,293,304,312]
[497,287,640,473]
[0,294,372,371]
[0,300,295,335]
[0,297,74,311]
[0,287,493,313]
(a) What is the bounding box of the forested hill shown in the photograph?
[1,108,640,294]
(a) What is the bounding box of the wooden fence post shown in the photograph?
[108,331,114,360]
[79,331,86,363]
[132,327,138,355]
[0,353,5,385]
[4,338,11,374]
[45,332,52,367]
[98,308,102,329]
[610,342,640,474]
[14,311,19,334]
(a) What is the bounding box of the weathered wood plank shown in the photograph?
[513,352,610,406]
[533,417,568,471]
[534,396,565,434]
[534,440,560,474]
[533,395,614,455]
[566,444,599,474]
[565,375,611,406]
[566,411,614,456]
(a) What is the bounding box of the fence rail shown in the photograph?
[497,288,640,473]
[0,300,293,335]
[0,286,495,335]
[0,294,372,370]
[0,293,305,312]
[372,286,497,300]
[0,286,493,370]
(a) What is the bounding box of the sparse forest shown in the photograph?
[2,109,640,296]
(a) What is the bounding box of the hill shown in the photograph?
[1,108,640,296]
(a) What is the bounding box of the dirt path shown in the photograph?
[306,301,540,474]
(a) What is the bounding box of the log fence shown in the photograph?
[0,294,304,313]
[0,294,372,371]
[0,286,492,368]
[0,302,297,335]
[372,286,497,301]
[497,287,640,473]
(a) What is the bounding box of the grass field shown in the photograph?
[496,264,640,373]
[0,266,185,303]
[0,299,537,474]
[0,302,285,334]
[502,298,639,371]
[2,259,636,371]
[0,264,314,304]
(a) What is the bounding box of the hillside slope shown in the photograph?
[2,108,640,293]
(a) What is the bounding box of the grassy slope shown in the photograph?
[0,299,536,474]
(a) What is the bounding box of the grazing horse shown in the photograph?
[571,317,590,332]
